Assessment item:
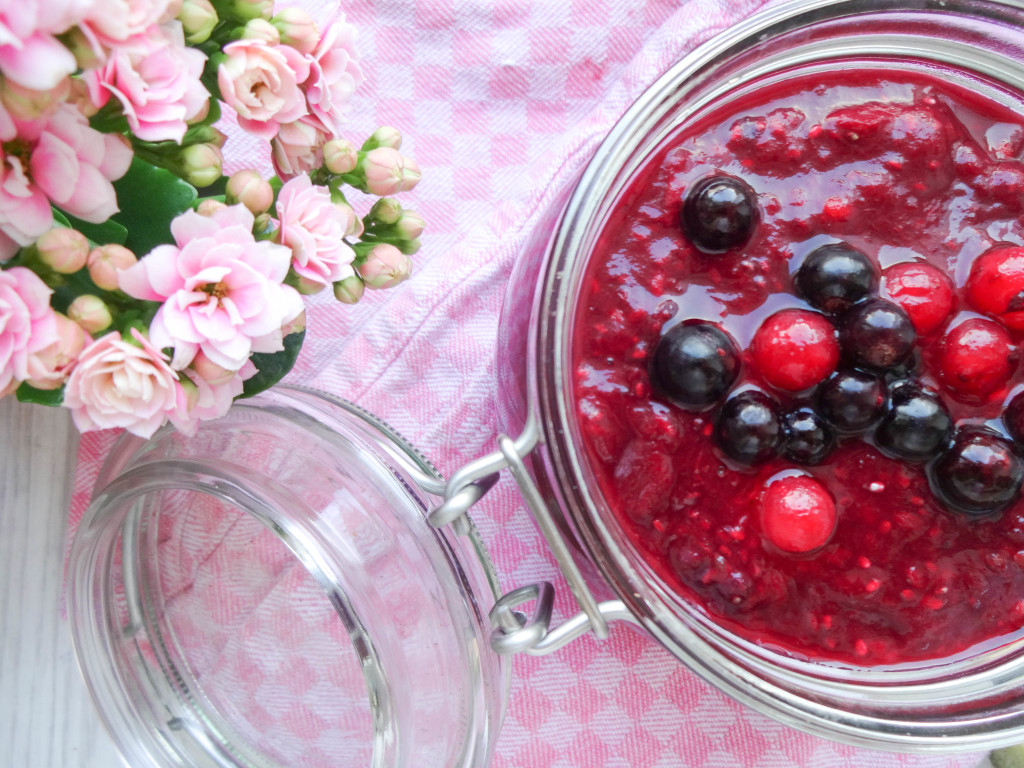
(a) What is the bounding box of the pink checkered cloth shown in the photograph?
[68,0,990,765]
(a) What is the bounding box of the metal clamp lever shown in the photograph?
[428,416,617,656]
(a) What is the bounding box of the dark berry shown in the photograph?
[936,318,1017,402]
[650,322,740,408]
[1005,390,1024,447]
[751,309,839,392]
[816,369,887,433]
[839,298,917,371]
[794,242,877,314]
[760,475,837,553]
[781,408,835,465]
[882,261,955,335]
[714,390,782,465]
[966,245,1024,330]
[929,428,1024,517]
[681,174,758,253]
[874,382,952,462]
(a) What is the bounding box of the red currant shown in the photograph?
[882,261,955,335]
[936,317,1017,402]
[966,246,1024,330]
[751,309,839,392]
[760,475,837,554]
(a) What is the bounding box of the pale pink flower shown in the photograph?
[270,116,327,179]
[171,359,254,435]
[118,204,304,371]
[0,265,59,393]
[0,0,84,90]
[64,328,187,438]
[275,175,355,288]
[84,24,209,143]
[301,6,363,133]
[25,312,87,389]
[357,242,412,289]
[81,0,179,45]
[218,38,309,140]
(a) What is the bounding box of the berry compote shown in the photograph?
[572,69,1024,665]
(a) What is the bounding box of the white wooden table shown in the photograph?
[0,395,1000,768]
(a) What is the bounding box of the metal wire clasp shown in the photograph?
[428,416,632,656]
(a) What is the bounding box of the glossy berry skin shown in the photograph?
[882,261,956,335]
[650,322,740,408]
[936,318,1017,402]
[1005,390,1024,448]
[760,475,837,554]
[794,242,877,314]
[780,408,835,465]
[966,245,1024,330]
[929,429,1024,517]
[816,369,887,433]
[751,309,839,392]
[874,381,952,462]
[714,390,782,465]
[681,174,759,253]
[839,298,917,371]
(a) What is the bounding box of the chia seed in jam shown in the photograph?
[572,68,1024,665]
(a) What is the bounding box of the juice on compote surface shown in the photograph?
[572,66,1024,665]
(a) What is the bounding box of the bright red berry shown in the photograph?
[751,309,839,392]
[936,318,1017,401]
[760,475,837,554]
[966,246,1024,330]
[882,261,955,335]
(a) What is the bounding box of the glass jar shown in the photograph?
[67,0,1024,765]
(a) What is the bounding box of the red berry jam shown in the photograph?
[572,69,1024,665]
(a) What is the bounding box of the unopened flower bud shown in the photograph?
[36,227,89,274]
[226,169,274,215]
[323,138,358,174]
[398,237,421,255]
[26,313,88,389]
[253,212,272,233]
[231,0,273,21]
[191,349,236,386]
[396,209,425,240]
[295,274,326,295]
[180,375,201,410]
[177,143,223,188]
[362,147,405,196]
[364,126,402,151]
[357,243,412,289]
[400,156,421,191]
[68,78,100,118]
[368,197,401,225]
[336,202,362,237]
[186,98,210,125]
[87,243,137,291]
[62,27,103,71]
[180,0,218,44]
[2,77,70,121]
[68,295,113,334]
[282,309,306,336]
[196,199,227,216]
[272,7,319,54]
[333,274,364,304]
[242,17,279,44]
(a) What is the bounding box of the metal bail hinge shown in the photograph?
[429,417,633,656]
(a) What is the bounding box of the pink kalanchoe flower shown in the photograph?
[25,312,88,390]
[218,38,310,141]
[270,115,327,179]
[171,359,255,435]
[64,327,188,438]
[84,24,209,143]
[301,6,363,132]
[81,0,180,45]
[118,204,304,371]
[275,175,356,288]
[0,0,84,90]
[0,265,59,393]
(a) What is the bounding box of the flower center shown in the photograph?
[2,139,32,171]
[203,280,229,301]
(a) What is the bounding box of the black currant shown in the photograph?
[1004,390,1024,448]
[714,390,782,465]
[780,407,836,465]
[650,322,740,408]
[839,298,917,371]
[816,369,887,433]
[874,381,952,462]
[681,174,758,253]
[794,243,877,315]
[929,428,1024,517]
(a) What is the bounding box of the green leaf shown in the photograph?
[15,382,64,407]
[60,211,129,246]
[241,329,305,399]
[112,158,197,256]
